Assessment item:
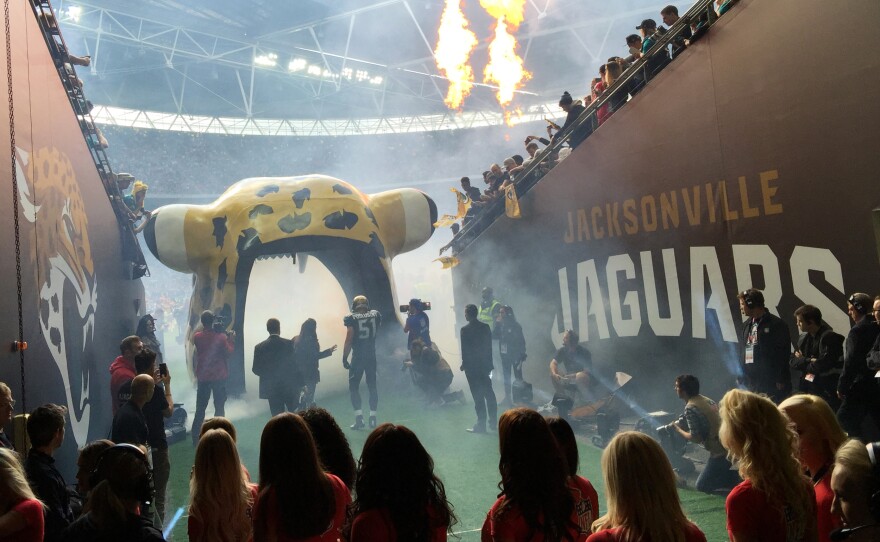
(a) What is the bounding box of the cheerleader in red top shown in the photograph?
[719,390,818,542]
[587,432,705,542]
[342,423,455,542]
[198,417,252,481]
[547,418,600,535]
[252,413,351,542]
[188,429,257,542]
[779,394,847,542]
[481,408,581,542]
[0,448,44,542]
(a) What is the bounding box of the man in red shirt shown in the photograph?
[109,336,143,415]
[191,310,235,445]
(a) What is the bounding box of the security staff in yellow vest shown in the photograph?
[477,287,502,326]
[478,287,503,380]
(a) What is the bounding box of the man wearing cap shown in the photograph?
[636,19,671,78]
[547,91,591,150]
[837,293,880,439]
[737,288,792,403]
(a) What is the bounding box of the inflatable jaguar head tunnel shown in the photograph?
[143,175,437,393]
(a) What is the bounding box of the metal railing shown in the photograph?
[451,0,722,256]
[27,0,149,278]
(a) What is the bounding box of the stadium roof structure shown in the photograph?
[55,0,676,133]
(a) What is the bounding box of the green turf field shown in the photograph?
[163,386,729,541]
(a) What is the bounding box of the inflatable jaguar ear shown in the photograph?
[143,204,198,273]
[368,188,438,258]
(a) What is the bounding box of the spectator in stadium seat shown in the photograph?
[661,5,692,57]
[716,0,738,16]
[637,19,672,78]
[548,91,591,150]
[625,34,642,62]
[460,177,482,226]
[603,62,629,116]
[501,158,518,186]
[24,404,74,542]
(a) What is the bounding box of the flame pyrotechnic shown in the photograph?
[434,0,478,109]
[480,0,531,110]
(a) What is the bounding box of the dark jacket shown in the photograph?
[460,320,493,373]
[252,334,297,399]
[62,512,164,542]
[111,401,149,447]
[740,310,792,396]
[25,449,74,542]
[838,317,880,394]
[293,335,334,383]
[867,332,880,371]
[790,322,844,376]
[493,318,526,362]
[554,104,592,149]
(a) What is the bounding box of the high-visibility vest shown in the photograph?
[478,300,500,326]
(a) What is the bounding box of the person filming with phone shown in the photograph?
[115,348,174,525]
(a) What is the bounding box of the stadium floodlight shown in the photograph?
[307,65,322,76]
[253,52,278,68]
[66,5,82,22]
[288,58,307,72]
[341,67,353,80]
[355,70,368,82]
[369,76,384,86]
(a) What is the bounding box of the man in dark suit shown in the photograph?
[837,293,880,439]
[253,318,298,415]
[737,288,792,404]
[460,304,497,434]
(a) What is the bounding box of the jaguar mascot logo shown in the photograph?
[144,175,436,386]
[15,147,97,447]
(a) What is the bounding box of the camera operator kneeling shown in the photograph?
[404,339,464,406]
[666,375,740,494]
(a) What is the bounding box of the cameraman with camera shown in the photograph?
[662,375,739,494]
[191,310,235,445]
[403,299,431,348]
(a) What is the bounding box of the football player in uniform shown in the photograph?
[343,295,382,429]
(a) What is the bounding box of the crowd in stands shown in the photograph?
[444,1,739,253]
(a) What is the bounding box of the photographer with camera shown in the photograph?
[663,375,739,494]
[403,338,464,407]
[191,310,235,446]
[403,299,431,348]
